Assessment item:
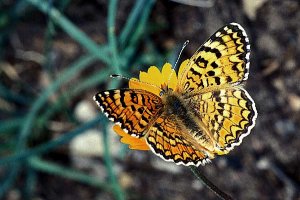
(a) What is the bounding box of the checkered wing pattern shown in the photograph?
[178,23,250,93]
[146,115,212,166]
[190,87,257,154]
[94,89,162,138]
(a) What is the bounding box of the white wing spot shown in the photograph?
[215,31,221,37]
[246,52,250,60]
[123,128,129,133]
[100,106,104,112]
[115,122,122,126]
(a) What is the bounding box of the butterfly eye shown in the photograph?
[159,90,165,96]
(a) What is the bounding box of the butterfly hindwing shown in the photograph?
[94,89,163,138]
[178,23,250,93]
[146,115,212,166]
[190,87,257,153]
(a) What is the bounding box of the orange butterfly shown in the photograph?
[94,23,257,166]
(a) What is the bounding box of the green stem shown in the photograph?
[0,55,96,198]
[189,166,233,200]
[39,68,112,124]
[102,123,125,200]
[0,116,102,166]
[121,0,155,68]
[107,0,121,73]
[119,0,147,48]
[26,0,111,65]
[0,117,24,134]
[28,157,112,191]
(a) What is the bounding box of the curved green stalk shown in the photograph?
[189,166,233,200]
[102,122,125,200]
[0,116,102,166]
[0,55,96,198]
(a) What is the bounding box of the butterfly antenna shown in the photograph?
[173,40,189,70]
[110,74,131,81]
[167,40,189,86]
[110,74,162,92]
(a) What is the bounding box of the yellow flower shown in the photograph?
[113,125,150,150]
[113,60,189,151]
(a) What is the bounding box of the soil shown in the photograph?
[2,0,300,200]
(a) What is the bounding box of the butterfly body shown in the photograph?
[162,91,213,149]
[94,23,257,166]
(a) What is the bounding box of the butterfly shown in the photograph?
[94,23,257,166]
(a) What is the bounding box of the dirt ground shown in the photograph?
[2,0,300,200]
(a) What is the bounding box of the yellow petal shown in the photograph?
[161,63,177,90]
[141,66,163,87]
[136,66,164,96]
[113,125,150,151]
[177,59,190,82]
[128,78,143,90]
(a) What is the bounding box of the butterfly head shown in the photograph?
[159,83,174,96]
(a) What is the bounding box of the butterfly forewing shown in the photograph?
[94,89,163,138]
[178,23,251,93]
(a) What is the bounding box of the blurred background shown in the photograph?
[0,0,299,199]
